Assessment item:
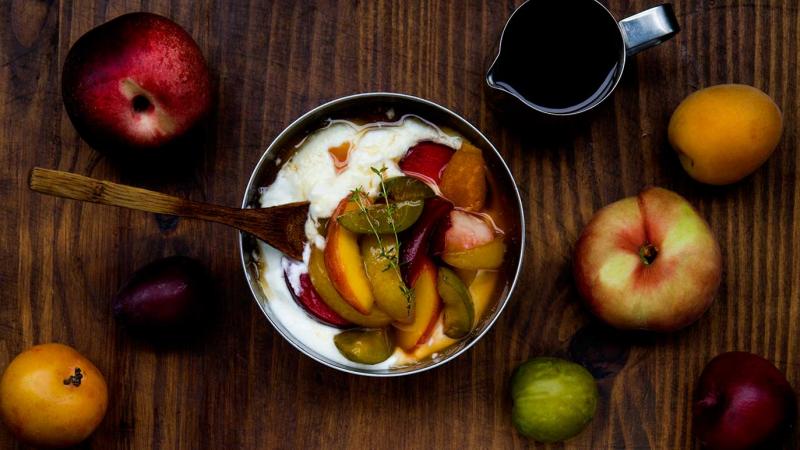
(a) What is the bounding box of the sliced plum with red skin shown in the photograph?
[283,258,352,327]
[399,142,455,186]
[399,196,454,284]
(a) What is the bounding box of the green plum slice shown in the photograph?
[511,357,598,443]
[383,176,435,201]
[337,200,423,234]
[333,328,395,365]
[436,267,475,339]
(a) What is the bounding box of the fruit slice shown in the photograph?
[455,268,478,285]
[395,258,441,350]
[309,247,392,328]
[437,267,475,338]
[470,270,500,320]
[361,235,414,323]
[439,142,487,210]
[333,328,395,365]
[437,210,496,254]
[442,238,506,270]
[393,321,454,365]
[402,270,501,362]
[399,197,454,283]
[324,198,375,314]
[283,260,351,327]
[337,200,424,234]
[399,142,455,185]
[383,176,435,201]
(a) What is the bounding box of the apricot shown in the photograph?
[440,142,487,210]
[0,343,108,448]
[668,84,783,185]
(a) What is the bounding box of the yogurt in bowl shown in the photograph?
[240,93,524,376]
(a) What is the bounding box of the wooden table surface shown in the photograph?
[2,0,799,448]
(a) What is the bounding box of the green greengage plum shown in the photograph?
[337,200,423,234]
[333,328,394,365]
[511,357,598,443]
[383,176,434,201]
[437,267,474,338]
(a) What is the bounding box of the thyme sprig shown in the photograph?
[350,167,414,312]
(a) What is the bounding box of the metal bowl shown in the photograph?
[239,92,525,376]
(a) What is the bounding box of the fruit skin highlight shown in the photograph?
[668,84,783,185]
[692,351,797,450]
[511,357,598,443]
[573,187,722,332]
[0,343,108,448]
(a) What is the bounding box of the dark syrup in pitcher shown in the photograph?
[488,0,624,114]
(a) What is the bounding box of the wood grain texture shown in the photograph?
[1,0,798,448]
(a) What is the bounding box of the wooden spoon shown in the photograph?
[29,167,309,260]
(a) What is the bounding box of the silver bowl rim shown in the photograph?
[238,92,525,377]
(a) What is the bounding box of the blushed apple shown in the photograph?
[573,187,722,332]
[62,12,211,151]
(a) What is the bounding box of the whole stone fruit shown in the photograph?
[0,343,108,448]
[668,84,783,185]
[693,351,796,450]
[511,357,598,443]
[62,12,212,152]
[112,255,213,336]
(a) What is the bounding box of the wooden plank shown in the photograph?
[0,0,798,448]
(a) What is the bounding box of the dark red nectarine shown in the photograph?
[62,12,211,151]
[693,351,796,450]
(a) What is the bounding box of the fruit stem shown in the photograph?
[63,367,83,387]
[639,243,658,265]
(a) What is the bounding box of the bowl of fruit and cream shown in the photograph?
[240,93,524,376]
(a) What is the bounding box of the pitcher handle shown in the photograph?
[619,4,680,56]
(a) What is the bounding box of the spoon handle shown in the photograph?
[28,167,240,220]
[28,167,310,260]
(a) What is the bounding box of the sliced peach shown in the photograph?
[439,142,487,210]
[406,322,456,361]
[407,270,500,361]
[395,259,441,350]
[442,238,506,270]
[308,247,392,328]
[324,199,375,314]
